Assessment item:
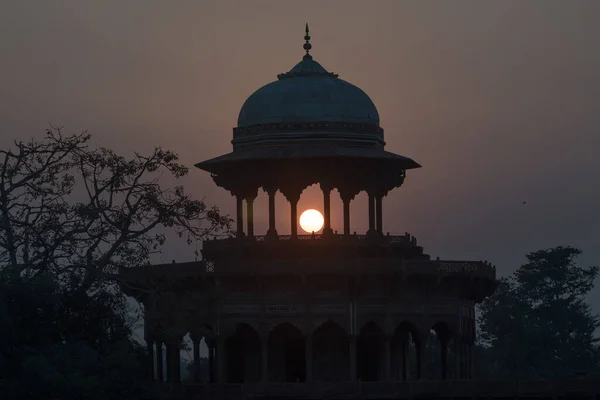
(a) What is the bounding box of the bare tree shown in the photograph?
[0,128,231,291]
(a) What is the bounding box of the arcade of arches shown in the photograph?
[148,319,473,384]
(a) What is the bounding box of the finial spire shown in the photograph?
[303,23,312,60]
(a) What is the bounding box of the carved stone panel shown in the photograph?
[357,304,386,313]
[311,303,347,314]
[265,304,306,314]
[439,261,479,273]
[221,304,260,314]
[390,303,426,314]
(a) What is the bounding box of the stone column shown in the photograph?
[217,336,227,383]
[383,335,391,381]
[266,188,277,237]
[305,333,313,383]
[236,196,244,237]
[192,335,201,383]
[261,336,269,383]
[281,186,303,238]
[400,334,409,381]
[468,342,474,379]
[290,196,300,238]
[368,194,375,234]
[440,336,449,381]
[246,195,256,237]
[375,196,383,234]
[146,338,155,381]
[452,336,460,380]
[166,338,181,383]
[156,341,164,382]
[342,198,351,236]
[349,334,357,382]
[320,184,333,235]
[208,339,216,383]
[416,334,428,380]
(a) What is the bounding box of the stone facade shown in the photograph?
[116,28,600,400]
[122,236,494,386]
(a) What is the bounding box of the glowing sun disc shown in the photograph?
[299,209,324,233]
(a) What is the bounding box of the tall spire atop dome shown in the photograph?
[303,23,312,60]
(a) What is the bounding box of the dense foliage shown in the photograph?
[0,272,158,399]
[478,246,600,379]
[0,130,230,399]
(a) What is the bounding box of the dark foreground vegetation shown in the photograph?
[0,131,598,399]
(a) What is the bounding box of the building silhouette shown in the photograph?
[122,26,599,399]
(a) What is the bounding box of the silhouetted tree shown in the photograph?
[0,128,231,290]
[478,246,600,379]
[0,129,230,399]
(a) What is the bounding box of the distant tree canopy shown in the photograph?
[477,246,600,380]
[0,129,231,399]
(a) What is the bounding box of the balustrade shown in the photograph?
[179,379,600,399]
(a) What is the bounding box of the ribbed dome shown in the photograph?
[237,55,380,128]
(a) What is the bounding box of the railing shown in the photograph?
[181,379,600,399]
[252,233,411,244]
[204,233,416,249]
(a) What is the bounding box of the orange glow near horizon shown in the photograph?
[299,209,324,233]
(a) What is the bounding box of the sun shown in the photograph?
[299,209,324,233]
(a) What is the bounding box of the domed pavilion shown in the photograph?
[121,25,501,399]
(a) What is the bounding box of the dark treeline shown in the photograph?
[1,132,599,399]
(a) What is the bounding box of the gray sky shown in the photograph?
[1,0,599,308]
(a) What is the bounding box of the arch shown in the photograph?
[391,320,422,381]
[225,323,262,383]
[356,317,387,335]
[312,320,349,381]
[186,324,215,384]
[428,320,454,381]
[356,321,384,381]
[268,322,306,382]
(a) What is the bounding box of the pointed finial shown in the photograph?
[303,23,312,59]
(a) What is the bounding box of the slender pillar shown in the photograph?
[266,189,277,237]
[342,199,350,236]
[208,339,216,383]
[305,334,313,383]
[217,336,226,383]
[193,337,201,382]
[290,197,299,238]
[468,343,474,379]
[349,334,357,381]
[246,196,255,237]
[236,196,244,237]
[440,337,449,380]
[156,341,164,382]
[383,335,391,381]
[321,184,333,235]
[401,335,409,381]
[375,196,383,234]
[368,194,375,234]
[453,336,461,380]
[416,335,427,380]
[147,339,155,381]
[166,339,181,383]
[261,337,268,383]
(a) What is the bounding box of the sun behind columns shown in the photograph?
[299,209,324,233]
[232,184,375,237]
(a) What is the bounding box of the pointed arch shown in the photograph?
[225,323,262,383]
[357,321,384,381]
[391,320,422,381]
[268,322,306,382]
[312,320,349,381]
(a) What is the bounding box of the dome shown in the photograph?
[237,56,380,128]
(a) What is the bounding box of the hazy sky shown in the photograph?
[1,1,599,307]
